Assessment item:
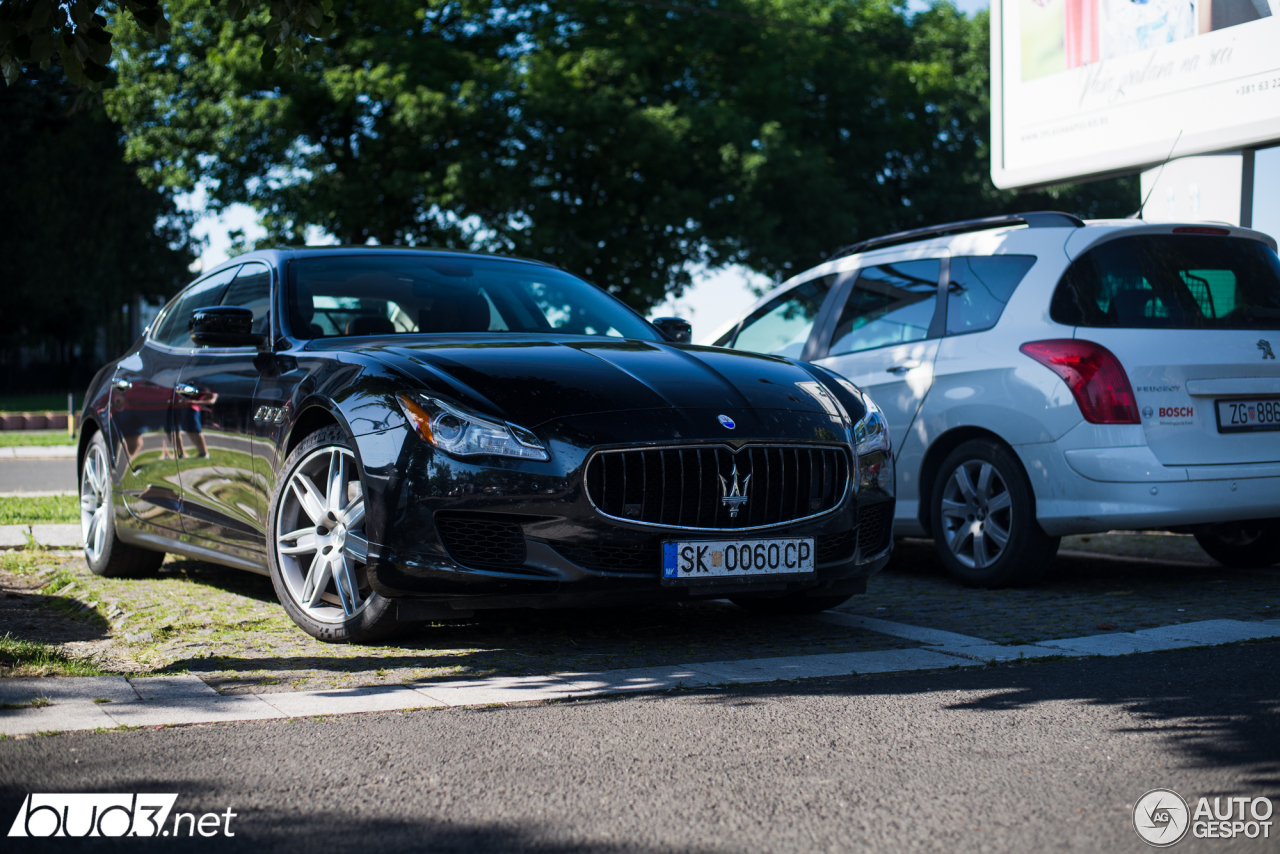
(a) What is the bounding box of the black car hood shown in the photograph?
[325,335,843,427]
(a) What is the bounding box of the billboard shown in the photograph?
[991,0,1280,189]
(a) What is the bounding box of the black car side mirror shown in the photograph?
[652,317,692,344]
[190,306,268,349]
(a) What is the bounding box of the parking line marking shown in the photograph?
[815,612,996,646]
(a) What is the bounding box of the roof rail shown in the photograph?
[826,211,1085,261]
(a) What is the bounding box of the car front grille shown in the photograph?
[434,513,527,570]
[856,503,892,556]
[815,528,857,564]
[584,444,850,531]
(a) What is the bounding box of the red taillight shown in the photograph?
[1172,226,1230,235]
[1019,339,1140,424]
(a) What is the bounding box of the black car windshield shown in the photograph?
[289,255,660,341]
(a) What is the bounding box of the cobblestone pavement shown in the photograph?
[839,534,1278,645]
[2,530,1274,693]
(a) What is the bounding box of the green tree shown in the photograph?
[0,67,196,390]
[106,0,1136,311]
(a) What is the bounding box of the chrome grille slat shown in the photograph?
[584,443,851,532]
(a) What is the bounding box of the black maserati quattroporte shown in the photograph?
[79,248,895,642]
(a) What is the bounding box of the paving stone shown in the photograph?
[1132,619,1280,645]
[686,648,968,683]
[0,676,137,706]
[30,524,81,548]
[1038,633,1201,656]
[555,666,714,695]
[413,675,579,707]
[261,685,444,717]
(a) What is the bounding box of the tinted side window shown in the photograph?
[946,256,1036,336]
[730,276,835,358]
[152,267,240,348]
[828,260,940,356]
[1050,235,1280,329]
[221,262,272,335]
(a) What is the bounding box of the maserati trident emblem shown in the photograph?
[718,464,751,518]
[1260,339,1276,360]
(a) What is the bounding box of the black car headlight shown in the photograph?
[396,393,550,461]
[853,394,893,495]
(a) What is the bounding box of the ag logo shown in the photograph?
[1133,788,1190,847]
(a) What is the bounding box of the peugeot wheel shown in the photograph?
[80,431,165,577]
[267,425,405,643]
[930,439,1059,587]
[1194,519,1280,568]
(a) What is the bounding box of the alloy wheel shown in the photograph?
[80,444,110,563]
[274,446,371,623]
[938,458,1013,570]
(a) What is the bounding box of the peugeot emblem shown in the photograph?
[1260,339,1276,360]
[718,464,751,518]
[717,414,736,429]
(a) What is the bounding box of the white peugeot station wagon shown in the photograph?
[707,212,1280,586]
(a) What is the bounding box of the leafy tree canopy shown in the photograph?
[103,0,1135,311]
[0,67,196,382]
[0,0,331,88]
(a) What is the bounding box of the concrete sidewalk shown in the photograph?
[4,617,1278,736]
[0,524,81,549]
[0,446,76,459]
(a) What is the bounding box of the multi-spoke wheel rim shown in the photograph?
[80,444,110,563]
[275,446,370,623]
[939,459,1013,570]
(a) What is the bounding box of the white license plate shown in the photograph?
[1216,399,1280,433]
[662,538,814,581]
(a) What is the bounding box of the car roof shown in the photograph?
[702,217,1280,345]
[194,246,559,281]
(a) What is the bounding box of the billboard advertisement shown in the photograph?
[991,0,1280,189]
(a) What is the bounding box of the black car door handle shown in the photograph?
[175,383,200,398]
[885,361,921,375]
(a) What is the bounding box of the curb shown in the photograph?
[3,618,1279,736]
[0,447,77,460]
[0,524,81,549]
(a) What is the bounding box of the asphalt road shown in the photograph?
[2,642,1276,853]
[0,459,77,494]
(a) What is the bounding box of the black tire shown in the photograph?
[267,425,407,644]
[80,430,165,578]
[930,438,1059,587]
[1194,520,1280,568]
[730,593,852,616]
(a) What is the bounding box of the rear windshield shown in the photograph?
[289,255,659,340]
[1050,235,1280,330]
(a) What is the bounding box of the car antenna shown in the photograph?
[1130,130,1183,220]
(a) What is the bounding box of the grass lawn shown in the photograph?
[0,633,103,678]
[0,430,76,447]
[0,394,82,413]
[0,495,79,525]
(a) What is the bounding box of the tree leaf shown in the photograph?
[260,47,277,71]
